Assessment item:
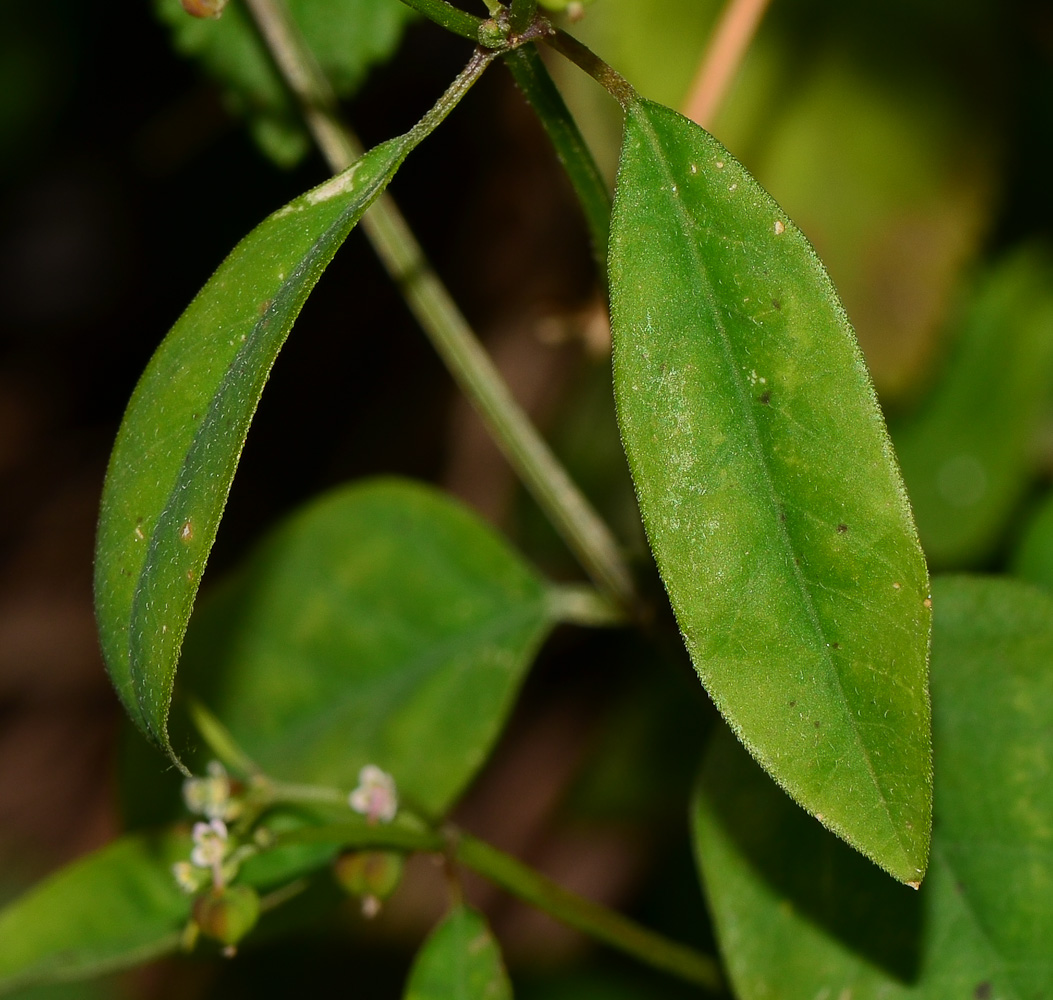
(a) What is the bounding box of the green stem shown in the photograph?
[503,45,610,276]
[395,0,484,41]
[277,821,446,855]
[187,698,261,776]
[548,584,625,627]
[454,832,724,992]
[545,28,636,106]
[509,0,538,34]
[243,0,638,614]
[275,820,723,991]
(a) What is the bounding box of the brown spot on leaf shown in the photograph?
[771,298,781,310]
[837,523,848,533]
[974,983,992,1000]
[759,390,771,405]
[180,520,194,543]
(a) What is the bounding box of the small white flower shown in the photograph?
[172,860,203,894]
[349,765,398,824]
[191,819,229,869]
[183,761,239,821]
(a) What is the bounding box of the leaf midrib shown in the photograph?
[627,102,908,869]
[126,147,408,732]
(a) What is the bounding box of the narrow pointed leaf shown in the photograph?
[609,98,931,882]
[94,100,470,767]
[179,479,557,817]
[691,576,1053,998]
[404,905,512,1000]
[0,832,191,995]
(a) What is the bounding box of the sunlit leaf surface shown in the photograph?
[609,98,931,882]
[693,576,1053,998]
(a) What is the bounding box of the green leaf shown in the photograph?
[179,478,556,818]
[892,248,1053,568]
[1011,490,1053,590]
[94,129,429,769]
[403,905,512,1000]
[0,832,191,995]
[154,0,416,167]
[692,575,1053,998]
[608,97,931,883]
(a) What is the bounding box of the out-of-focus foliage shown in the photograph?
[893,249,1053,569]
[153,0,416,165]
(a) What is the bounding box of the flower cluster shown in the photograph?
[348,765,398,825]
[173,762,254,895]
[182,760,242,822]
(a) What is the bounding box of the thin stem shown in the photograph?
[545,29,636,106]
[256,778,349,809]
[276,820,723,991]
[242,0,638,614]
[453,832,724,991]
[509,0,538,34]
[395,0,484,41]
[277,821,446,855]
[682,0,772,129]
[187,698,260,776]
[503,45,610,277]
[548,584,625,627]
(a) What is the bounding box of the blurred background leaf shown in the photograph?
[174,478,557,819]
[892,248,1053,569]
[153,0,417,166]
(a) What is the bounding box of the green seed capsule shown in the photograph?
[193,885,260,947]
[333,850,404,901]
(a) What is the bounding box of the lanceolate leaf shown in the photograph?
[179,479,557,818]
[95,62,489,769]
[691,576,1053,998]
[609,98,931,882]
[0,832,191,995]
[403,905,512,1000]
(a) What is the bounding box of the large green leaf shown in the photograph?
[178,478,558,818]
[403,905,512,1000]
[609,97,931,883]
[94,84,477,768]
[0,832,191,995]
[692,575,1053,998]
[154,0,416,166]
[893,248,1053,568]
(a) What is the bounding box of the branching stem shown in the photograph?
[242,0,638,614]
[278,821,724,991]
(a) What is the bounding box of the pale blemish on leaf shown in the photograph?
[306,163,362,205]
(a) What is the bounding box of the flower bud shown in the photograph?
[333,850,404,903]
[193,885,260,947]
[180,0,229,17]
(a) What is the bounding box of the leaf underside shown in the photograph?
[609,98,931,882]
